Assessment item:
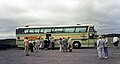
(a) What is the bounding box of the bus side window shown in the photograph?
[44,28,51,33]
[40,29,44,33]
[34,29,40,34]
[64,28,75,33]
[24,29,29,34]
[29,29,34,34]
[54,28,63,33]
[75,27,87,33]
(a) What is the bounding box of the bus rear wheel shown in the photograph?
[73,41,81,49]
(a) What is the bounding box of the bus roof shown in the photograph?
[17,24,94,29]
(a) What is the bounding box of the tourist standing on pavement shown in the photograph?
[102,36,109,58]
[35,37,41,52]
[59,38,63,52]
[50,37,55,50]
[62,37,68,52]
[29,39,34,53]
[97,35,105,59]
[23,37,29,56]
[44,38,48,50]
[113,37,119,49]
[40,38,44,50]
[67,37,72,52]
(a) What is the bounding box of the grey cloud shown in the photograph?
[0,0,120,38]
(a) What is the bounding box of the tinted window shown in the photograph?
[44,28,51,33]
[34,29,40,33]
[40,29,44,33]
[54,28,63,33]
[75,27,87,32]
[64,28,75,33]
[29,29,34,33]
[24,29,29,34]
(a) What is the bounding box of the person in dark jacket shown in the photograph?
[29,39,34,53]
[44,38,48,50]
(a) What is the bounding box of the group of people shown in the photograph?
[58,37,72,52]
[23,37,55,56]
[96,35,119,59]
[23,36,72,56]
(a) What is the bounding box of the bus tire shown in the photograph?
[73,41,81,49]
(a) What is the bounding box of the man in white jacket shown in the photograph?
[97,35,105,59]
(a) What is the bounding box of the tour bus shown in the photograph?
[16,24,97,49]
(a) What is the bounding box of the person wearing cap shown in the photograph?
[97,35,105,59]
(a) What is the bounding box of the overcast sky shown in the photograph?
[0,0,120,38]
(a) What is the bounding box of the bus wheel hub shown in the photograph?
[75,43,79,47]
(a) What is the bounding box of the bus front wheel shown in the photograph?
[73,42,81,49]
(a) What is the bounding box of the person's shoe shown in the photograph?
[104,57,107,59]
[26,54,29,56]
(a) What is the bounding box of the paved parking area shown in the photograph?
[0,44,120,64]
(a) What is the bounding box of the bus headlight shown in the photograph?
[89,33,94,39]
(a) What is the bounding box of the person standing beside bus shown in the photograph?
[44,38,48,50]
[113,37,119,49]
[29,39,34,53]
[35,37,41,52]
[59,38,63,52]
[97,35,105,59]
[23,37,29,56]
[62,37,68,52]
[67,37,72,52]
[102,36,109,59]
[50,37,55,50]
[40,38,44,50]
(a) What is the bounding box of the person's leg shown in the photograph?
[25,46,29,56]
[59,45,62,52]
[31,46,34,52]
[97,48,102,59]
[101,48,105,58]
[63,45,65,52]
[104,47,108,58]
[65,45,67,52]
[36,45,39,52]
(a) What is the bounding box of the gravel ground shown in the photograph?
[0,43,120,64]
